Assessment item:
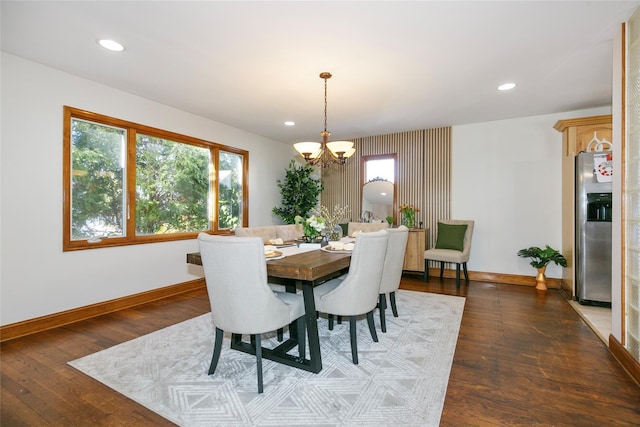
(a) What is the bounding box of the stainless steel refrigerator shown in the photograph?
[575,151,613,306]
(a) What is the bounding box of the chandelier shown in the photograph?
[294,72,355,168]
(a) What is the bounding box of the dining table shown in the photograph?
[186,243,353,374]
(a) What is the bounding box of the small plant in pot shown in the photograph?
[517,245,567,291]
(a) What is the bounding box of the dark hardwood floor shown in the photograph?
[2,276,639,426]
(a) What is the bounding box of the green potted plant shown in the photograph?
[272,161,324,224]
[517,245,567,290]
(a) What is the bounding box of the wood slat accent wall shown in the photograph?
[321,127,451,252]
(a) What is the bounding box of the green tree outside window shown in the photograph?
[65,107,248,250]
[71,119,126,239]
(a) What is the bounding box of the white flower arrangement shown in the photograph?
[295,214,326,239]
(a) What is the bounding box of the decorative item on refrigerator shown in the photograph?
[594,152,613,183]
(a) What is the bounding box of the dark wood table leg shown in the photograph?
[229,279,323,374]
[299,280,322,373]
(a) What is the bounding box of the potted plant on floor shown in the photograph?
[517,245,567,291]
[272,161,324,224]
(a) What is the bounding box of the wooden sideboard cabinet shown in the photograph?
[403,228,427,272]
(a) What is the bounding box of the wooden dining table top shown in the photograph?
[186,247,352,283]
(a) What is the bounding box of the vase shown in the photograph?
[535,266,548,291]
[402,216,414,229]
[325,225,343,241]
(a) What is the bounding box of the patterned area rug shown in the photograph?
[69,290,465,426]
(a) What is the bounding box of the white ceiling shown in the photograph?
[2,1,638,145]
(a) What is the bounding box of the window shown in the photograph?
[364,157,395,183]
[135,134,210,235]
[218,151,244,230]
[63,106,249,251]
[69,118,127,240]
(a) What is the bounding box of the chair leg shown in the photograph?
[288,318,298,341]
[463,262,469,282]
[337,315,342,324]
[379,293,387,333]
[328,314,334,330]
[390,291,398,317]
[276,328,283,342]
[455,263,461,288]
[349,316,358,364]
[296,317,306,358]
[367,311,379,343]
[440,262,445,278]
[208,327,224,375]
[254,334,263,393]
[231,333,241,347]
[424,260,429,282]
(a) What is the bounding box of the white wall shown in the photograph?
[0,51,617,326]
[451,106,611,279]
[0,53,297,325]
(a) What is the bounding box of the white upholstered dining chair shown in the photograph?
[197,233,306,393]
[378,225,409,333]
[423,220,475,288]
[313,230,389,364]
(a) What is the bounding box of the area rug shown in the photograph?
[69,290,465,427]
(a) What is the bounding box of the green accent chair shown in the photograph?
[423,220,475,288]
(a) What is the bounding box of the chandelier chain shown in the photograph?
[324,76,328,133]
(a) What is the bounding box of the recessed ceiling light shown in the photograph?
[284,121,295,126]
[498,82,516,91]
[98,39,124,52]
